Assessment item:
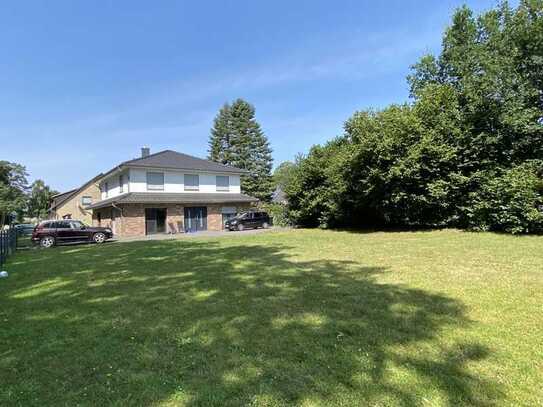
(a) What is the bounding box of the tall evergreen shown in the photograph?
[208,103,233,165]
[208,99,274,201]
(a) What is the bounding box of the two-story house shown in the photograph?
[85,148,257,236]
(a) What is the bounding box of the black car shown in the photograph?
[225,211,271,231]
[14,223,36,236]
[32,220,113,248]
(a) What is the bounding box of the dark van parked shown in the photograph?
[225,211,271,231]
[32,220,113,248]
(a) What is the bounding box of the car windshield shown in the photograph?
[233,213,248,220]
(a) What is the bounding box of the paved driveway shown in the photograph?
[113,227,276,243]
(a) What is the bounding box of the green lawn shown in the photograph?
[1,229,542,406]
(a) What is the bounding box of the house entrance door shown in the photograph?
[145,208,167,234]
[184,207,207,232]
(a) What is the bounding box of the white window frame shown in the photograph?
[81,196,92,206]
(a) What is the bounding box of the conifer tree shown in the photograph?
[208,99,273,201]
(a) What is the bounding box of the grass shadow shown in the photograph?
[0,238,502,406]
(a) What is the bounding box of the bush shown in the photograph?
[260,203,293,227]
[280,2,543,234]
[466,162,543,234]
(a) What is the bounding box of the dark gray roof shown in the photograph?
[121,150,248,174]
[49,174,103,211]
[51,189,77,200]
[49,189,77,211]
[86,192,258,210]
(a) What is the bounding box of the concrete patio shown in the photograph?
[112,227,277,243]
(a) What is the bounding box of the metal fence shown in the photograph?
[0,229,17,269]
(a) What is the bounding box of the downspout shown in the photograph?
[112,202,123,236]
[112,202,123,216]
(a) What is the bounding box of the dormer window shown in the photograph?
[147,172,164,191]
[216,175,229,192]
[184,174,199,191]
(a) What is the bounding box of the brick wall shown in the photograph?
[120,204,146,237]
[207,205,222,231]
[55,182,101,224]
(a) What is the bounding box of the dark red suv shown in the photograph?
[32,220,113,248]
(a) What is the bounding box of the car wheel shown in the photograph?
[237,224,244,232]
[93,232,106,244]
[262,222,269,229]
[40,236,55,248]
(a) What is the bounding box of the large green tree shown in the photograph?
[208,99,274,201]
[27,179,58,221]
[0,161,28,226]
[284,1,543,233]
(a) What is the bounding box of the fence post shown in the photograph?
[0,231,4,269]
[0,229,17,269]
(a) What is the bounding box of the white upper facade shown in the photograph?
[94,149,249,201]
[98,167,242,200]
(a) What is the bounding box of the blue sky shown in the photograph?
[1,0,503,191]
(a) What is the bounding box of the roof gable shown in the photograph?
[49,174,102,210]
[122,150,248,174]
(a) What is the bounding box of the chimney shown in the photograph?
[141,147,150,158]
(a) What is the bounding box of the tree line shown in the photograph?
[274,1,543,234]
[0,161,57,227]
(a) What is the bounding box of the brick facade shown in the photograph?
[92,202,253,237]
[207,204,222,232]
[53,182,101,224]
[119,204,146,237]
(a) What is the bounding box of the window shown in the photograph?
[184,174,199,191]
[70,221,85,229]
[81,196,92,206]
[216,175,229,192]
[147,172,164,191]
[119,174,124,193]
[54,221,70,229]
[104,182,109,197]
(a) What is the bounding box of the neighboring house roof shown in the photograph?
[101,150,248,181]
[85,192,258,210]
[49,189,77,209]
[271,186,288,204]
[48,174,103,212]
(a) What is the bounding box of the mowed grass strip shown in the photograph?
[0,229,541,406]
